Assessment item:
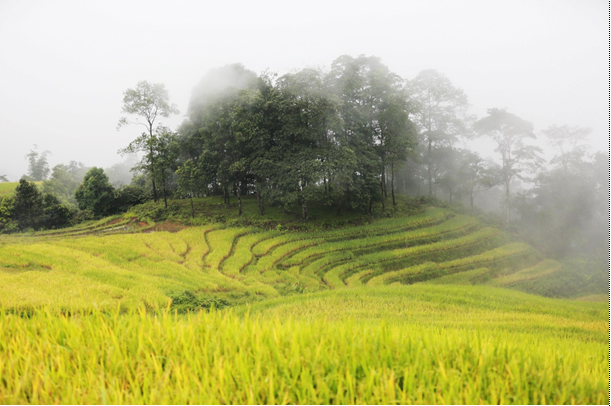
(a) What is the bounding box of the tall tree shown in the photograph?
[406,70,470,196]
[181,64,262,212]
[432,146,462,203]
[515,150,606,258]
[274,68,339,219]
[327,55,409,213]
[25,145,51,181]
[541,125,591,171]
[12,178,44,229]
[153,127,180,209]
[117,81,179,202]
[474,108,542,223]
[176,159,205,218]
[377,95,417,206]
[455,150,501,211]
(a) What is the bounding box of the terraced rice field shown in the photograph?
[0,207,560,310]
[0,205,607,404]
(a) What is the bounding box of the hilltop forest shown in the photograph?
[0,55,608,263]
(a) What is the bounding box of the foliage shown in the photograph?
[113,185,147,213]
[542,124,591,170]
[509,257,609,298]
[406,69,472,196]
[121,127,179,209]
[41,161,88,205]
[39,193,73,229]
[169,290,230,313]
[176,159,206,218]
[178,57,418,218]
[117,80,179,203]
[25,145,51,181]
[12,178,44,229]
[474,108,542,223]
[513,145,608,259]
[1,179,74,232]
[74,167,115,218]
[0,196,16,233]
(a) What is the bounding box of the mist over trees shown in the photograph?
[25,145,51,181]
[173,57,419,219]
[172,56,607,262]
[1,54,607,266]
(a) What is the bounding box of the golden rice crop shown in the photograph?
[0,285,607,405]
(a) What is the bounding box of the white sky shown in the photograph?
[0,0,608,181]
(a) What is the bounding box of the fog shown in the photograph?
[0,0,607,181]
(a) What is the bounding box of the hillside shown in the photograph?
[0,197,608,404]
[1,196,605,311]
[0,181,44,197]
[0,182,19,197]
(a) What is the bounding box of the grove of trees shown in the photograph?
[1,54,607,264]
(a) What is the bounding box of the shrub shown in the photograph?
[113,185,147,213]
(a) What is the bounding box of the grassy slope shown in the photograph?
[0,195,606,311]
[0,181,42,197]
[0,182,19,197]
[0,197,607,403]
[0,285,607,404]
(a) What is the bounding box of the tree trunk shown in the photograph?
[152,178,158,203]
[505,180,510,224]
[162,179,168,209]
[190,196,195,218]
[470,190,475,212]
[428,138,433,197]
[391,162,396,206]
[256,187,264,216]
[301,195,308,221]
[382,168,387,198]
[237,181,242,216]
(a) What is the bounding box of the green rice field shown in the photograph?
[0,182,18,197]
[0,181,43,197]
[0,206,561,310]
[0,199,607,404]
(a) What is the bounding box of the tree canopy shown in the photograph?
[74,167,115,218]
[176,56,418,219]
